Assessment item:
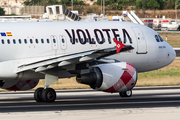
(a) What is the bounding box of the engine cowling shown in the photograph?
[0,79,39,91]
[76,62,137,93]
[0,60,44,80]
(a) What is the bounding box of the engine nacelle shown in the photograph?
[76,62,137,93]
[0,79,39,91]
[0,60,44,80]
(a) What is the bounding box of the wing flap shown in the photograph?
[16,44,134,73]
[17,51,93,73]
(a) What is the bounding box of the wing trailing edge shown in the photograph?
[16,43,134,73]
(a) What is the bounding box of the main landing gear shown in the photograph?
[119,89,132,97]
[34,70,58,102]
[34,87,56,102]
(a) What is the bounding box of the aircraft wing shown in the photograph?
[16,44,133,73]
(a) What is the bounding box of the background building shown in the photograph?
[0,0,97,15]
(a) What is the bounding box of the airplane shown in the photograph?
[0,21,176,102]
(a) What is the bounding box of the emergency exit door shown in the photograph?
[59,35,67,50]
[50,35,58,50]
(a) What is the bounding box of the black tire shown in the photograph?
[34,88,44,102]
[119,90,132,97]
[119,92,125,97]
[42,88,56,102]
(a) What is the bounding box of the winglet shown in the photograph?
[113,39,125,53]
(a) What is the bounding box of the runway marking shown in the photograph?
[0,100,180,109]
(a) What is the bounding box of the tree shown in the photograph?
[136,0,142,9]
[135,0,165,9]
[164,0,175,9]
[147,0,160,9]
[0,7,5,15]
[24,0,85,6]
[158,0,165,9]
[94,0,136,10]
[24,0,30,6]
[48,0,59,5]
[24,0,44,6]
[59,0,71,6]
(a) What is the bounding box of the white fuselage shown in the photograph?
[0,21,175,75]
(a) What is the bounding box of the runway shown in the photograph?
[1,86,180,120]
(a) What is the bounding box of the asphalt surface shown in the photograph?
[0,86,180,113]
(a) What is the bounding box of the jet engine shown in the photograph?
[0,60,44,80]
[0,79,39,91]
[76,62,137,92]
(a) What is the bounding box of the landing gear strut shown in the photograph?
[34,70,58,102]
[119,90,132,97]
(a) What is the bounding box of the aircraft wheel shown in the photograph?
[119,90,132,97]
[34,88,44,102]
[42,88,56,102]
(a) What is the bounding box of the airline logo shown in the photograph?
[65,28,132,45]
[113,39,125,53]
[0,32,12,36]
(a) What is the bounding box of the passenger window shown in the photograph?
[102,38,105,43]
[118,38,122,43]
[97,38,100,43]
[70,38,72,43]
[158,35,164,42]
[80,38,83,43]
[129,38,132,43]
[1,39,4,44]
[7,39,10,44]
[1,39,5,44]
[86,38,89,43]
[124,37,127,43]
[13,39,16,44]
[24,39,27,44]
[19,39,21,44]
[41,39,44,43]
[53,39,56,43]
[62,39,65,43]
[47,39,50,43]
[155,35,160,42]
[92,38,95,43]
[108,38,111,43]
[35,39,38,43]
[30,39,33,44]
[75,38,78,43]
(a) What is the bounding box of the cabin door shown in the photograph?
[132,27,147,54]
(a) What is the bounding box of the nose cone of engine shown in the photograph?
[103,62,137,93]
[122,63,137,90]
